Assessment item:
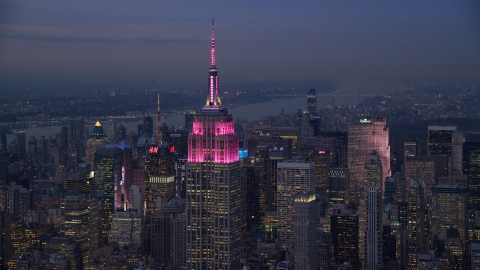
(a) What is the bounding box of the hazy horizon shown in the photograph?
[1,1,479,97]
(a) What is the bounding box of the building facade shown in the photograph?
[185,21,242,270]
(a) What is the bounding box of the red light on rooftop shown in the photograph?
[148,146,159,154]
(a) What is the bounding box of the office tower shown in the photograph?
[186,20,242,270]
[60,126,68,148]
[253,145,269,216]
[175,157,187,198]
[242,166,258,234]
[185,110,196,132]
[348,117,390,203]
[359,151,383,270]
[171,213,187,270]
[312,148,330,192]
[407,180,425,269]
[14,130,26,161]
[42,236,82,270]
[404,155,448,193]
[462,140,480,175]
[143,116,154,138]
[3,214,29,266]
[431,184,468,248]
[258,127,302,155]
[331,212,359,267]
[151,211,171,265]
[86,121,108,167]
[363,151,383,193]
[108,209,141,247]
[428,125,457,156]
[155,92,163,143]
[307,88,317,116]
[94,148,121,234]
[129,184,143,214]
[384,176,396,205]
[304,89,322,137]
[115,124,126,143]
[167,130,189,158]
[63,170,95,192]
[145,143,176,213]
[266,148,288,211]
[328,168,350,205]
[321,131,348,168]
[366,187,383,270]
[382,225,397,265]
[6,182,31,216]
[316,231,334,270]
[38,135,49,167]
[311,116,322,137]
[61,192,99,265]
[301,110,313,143]
[470,150,480,208]
[293,192,317,270]
[452,131,465,173]
[277,159,315,250]
[403,139,418,157]
[68,118,86,158]
[471,241,480,269]
[26,135,38,166]
[247,137,292,165]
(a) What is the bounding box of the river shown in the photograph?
[8,95,360,144]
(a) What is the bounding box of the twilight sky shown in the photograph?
[0,1,479,97]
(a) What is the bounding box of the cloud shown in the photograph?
[0,29,202,44]
[0,24,277,44]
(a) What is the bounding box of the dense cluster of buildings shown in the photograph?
[1,23,480,270]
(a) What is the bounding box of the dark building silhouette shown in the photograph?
[143,117,154,138]
[331,212,359,268]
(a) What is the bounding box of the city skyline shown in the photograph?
[1,1,479,97]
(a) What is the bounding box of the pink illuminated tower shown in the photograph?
[186,20,242,270]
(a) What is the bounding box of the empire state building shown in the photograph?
[186,20,242,270]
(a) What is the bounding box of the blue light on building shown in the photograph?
[239,148,248,159]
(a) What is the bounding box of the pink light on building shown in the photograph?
[192,122,204,135]
[211,18,215,66]
[210,77,214,105]
[213,135,239,163]
[215,122,234,135]
[188,134,205,162]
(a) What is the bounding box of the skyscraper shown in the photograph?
[403,139,418,157]
[85,121,108,167]
[156,91,162,144]
[331,212,359,267]
[61,192,99,265]
[186,20,242,270]
[428,125,457,156]
[348,117,390,203]
[293,191,317,270]
[359,151,383,270]
[145,144,176,213]
[407,180,425,269]
[143,116,154,138]
[470,150,480,208]
[307,88,317,116]
[431,184,468,252]
[277,159,315,250]
[94,148,121,235]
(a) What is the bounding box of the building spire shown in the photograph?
[205,18,221,107]
[211,18,215,67]
[156,91,162,143]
